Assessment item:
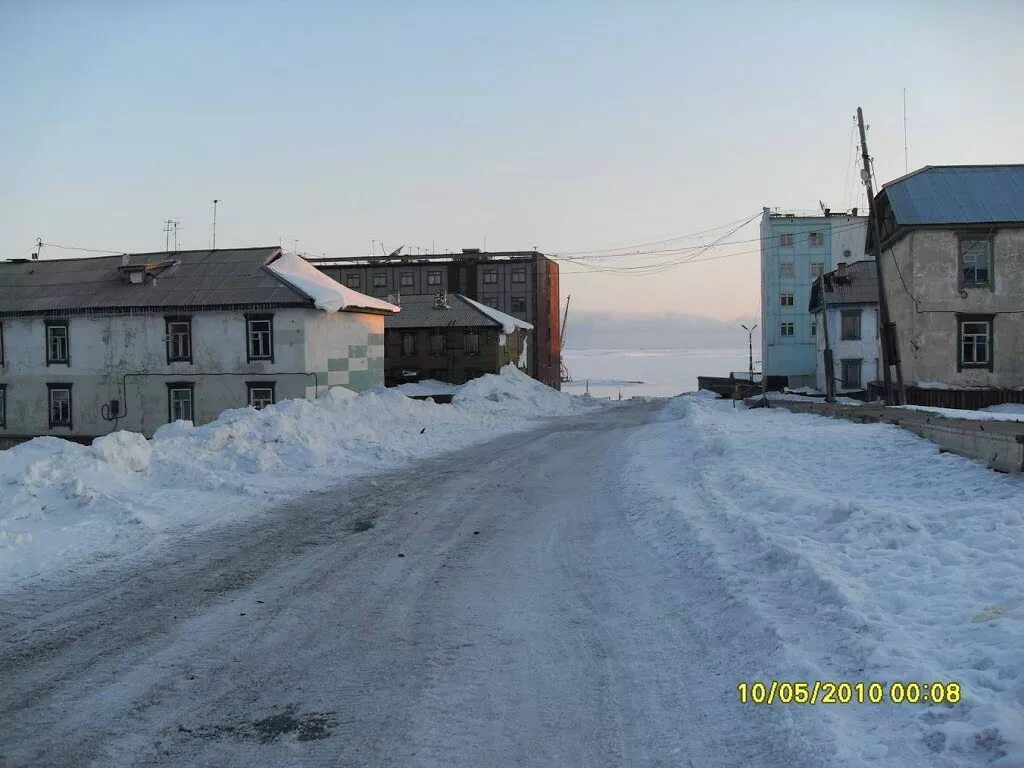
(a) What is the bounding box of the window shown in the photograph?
[400,272,414,287]
[465,332,480,354]
[165,316,192,363]
[841,359,862,389]
[959,236,992,287]
[780,322,794,337]
[427,271,442,286]
[401,332,416,356]
[345,273,361,289]
[245,315,274,361]
[779,262,795,278]
[0,384,5,428]
[780,292,794,307]
[373,273,387,288]
[512,268,526,283]
[482,297,498,308]
[808,231,823,247]
[958,315,993,371]
[511,296,527,313]
[47,384,72,429]
[779,234,794,247]
[483,270,498,284]
[811,320,817,337]
[46,321,69,365]
[810,262,823,278]
[247,382,275,410]
[167,383,194,423]
[841,309,861,340]
[430,331,445,356]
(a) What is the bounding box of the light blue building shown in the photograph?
[760,207,867,387]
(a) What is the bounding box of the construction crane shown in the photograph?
[559,294,572,383]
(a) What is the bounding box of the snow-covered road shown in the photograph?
[0,401,829,768]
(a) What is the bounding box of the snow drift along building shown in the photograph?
[0,247,398,445]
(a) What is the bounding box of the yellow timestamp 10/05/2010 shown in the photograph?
[737,681,962,706]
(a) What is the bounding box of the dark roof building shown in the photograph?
[808,260,878,312]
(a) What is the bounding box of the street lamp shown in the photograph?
[741,324,758,382]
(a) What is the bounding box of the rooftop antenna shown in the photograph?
[164,219,174,252]
[32,237,42,260]
[903,88,909,174]
[212,199,219,250]
[172,219,180,251]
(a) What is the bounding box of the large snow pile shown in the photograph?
[628,395,1024,766]
[0,367,594,586]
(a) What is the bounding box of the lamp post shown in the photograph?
[741,324,758,382]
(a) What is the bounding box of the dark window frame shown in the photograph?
[465,331,481,355]
[958,234,994,289]
[373,273,387,287]
[45,319,70,366]
[429,330,446,356]
[840,358,863,389]
[401,332,417,357]
[840,309,862,340]
[245,313,274,362]
[165,315,193,364]
[957,313,994,372]
[246,381,276,410]
[345,273,361,289]
[47,383,72,429]
[427,271,442,286]
[0,383,6,428]
[510,296,527,314]
[483,270,498,285]
[779,322,794,337]
[166,381,195,423]
[511,268,526,284]
[399,272,414,287]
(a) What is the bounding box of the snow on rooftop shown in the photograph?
[460,295,533,334]
[267,252,399,314]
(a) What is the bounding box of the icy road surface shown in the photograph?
[0,401,831,768]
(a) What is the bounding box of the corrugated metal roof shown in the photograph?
[385,293,503,329]
[808,260,878,312]
[883,165,1024,225]
[0,247,314,316]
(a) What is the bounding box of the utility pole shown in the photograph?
[741,324,757,382]
[212,199,219,250]
[857,106,906,405]
[819,273,835,403]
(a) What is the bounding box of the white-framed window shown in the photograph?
[427,271,442,285]
[511,268,526,283]
[246,315,273,361]
[780,322,795,337]
[247,382,275,410]
[46,322,69,365]
[400,272,414,287]
[958,316,992,370]
[808,231,824,247]
[779,262,795,278]
[48,384,72,428]
[165,317,191,363]
[483,270,498,285]
[779,234,794,247]
[810,262,823,278]
[780,292,794,307]
[345,273,361,288]
[167,384,194,423]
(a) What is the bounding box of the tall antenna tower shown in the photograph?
[903,88,909,174]
[163,219,174,252]
[212,199,219,249]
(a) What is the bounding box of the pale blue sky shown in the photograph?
[2,1,1022,318]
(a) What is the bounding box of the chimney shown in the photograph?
[121,253,130,267]
[851,207,858,216]
[824,207,831,217]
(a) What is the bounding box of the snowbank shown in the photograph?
[0,367,595,586]
[629,395,1024,766]
[393,379,460,397]
[897,403,1024,422]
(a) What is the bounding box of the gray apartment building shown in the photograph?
[310,249,562,388]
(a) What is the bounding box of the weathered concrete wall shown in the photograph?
[0,307,381,440]
[814,304,880,391]
[302,311,386,396]
[882,228,1024,387]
